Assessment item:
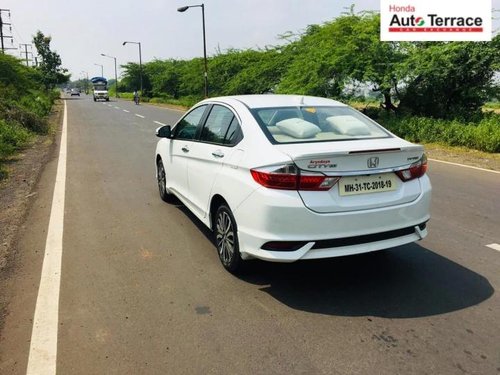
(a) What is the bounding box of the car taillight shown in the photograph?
[250,164,339,191]
[396,154,428,182]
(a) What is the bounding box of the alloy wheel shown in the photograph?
[216,211,235,266]
[157,161,166,197]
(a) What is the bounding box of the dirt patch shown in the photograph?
[424,143,500,172]
[0,100,62,274]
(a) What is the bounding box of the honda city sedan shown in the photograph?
[155,95,431,273]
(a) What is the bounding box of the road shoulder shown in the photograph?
[0,99,63,333]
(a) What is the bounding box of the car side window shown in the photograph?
[173,105,207,140]
[224,116,243,145]
[200,105,242,146]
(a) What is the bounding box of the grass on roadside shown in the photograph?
[0,90,59,181]
[0,119,33,178]
[378,113,500,153]
[120,93,198,108]
[148,96,199,108]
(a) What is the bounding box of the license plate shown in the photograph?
[339,173,397,196]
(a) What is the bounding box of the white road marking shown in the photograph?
[135,114,145,119]
[114,106,120,109]
[123,109,130,113]
[154,121,166,126]
[108,104,113,107]
[26,100,68,374]
[486,243,500,252]
[429,158,500,174]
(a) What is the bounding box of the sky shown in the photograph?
[1,0,499,80]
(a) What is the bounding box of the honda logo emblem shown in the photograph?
[367,157,379,168]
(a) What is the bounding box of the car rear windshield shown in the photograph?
[251,106,391,144]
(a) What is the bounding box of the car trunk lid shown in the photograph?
[276,138,425,213]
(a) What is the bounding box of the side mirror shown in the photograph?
[156,125,172,138]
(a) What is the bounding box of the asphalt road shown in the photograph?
[1,94,499,374]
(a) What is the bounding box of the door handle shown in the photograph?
[181,146,189,153]
[212,150,224,158]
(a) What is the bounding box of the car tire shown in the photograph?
[214,204,243,273]
[93,97,96,102]
[156,159,174,202]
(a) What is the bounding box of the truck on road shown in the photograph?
[90,77,110,102]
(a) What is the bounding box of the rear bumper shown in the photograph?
[234,176,431,262]
[241,223,427,262]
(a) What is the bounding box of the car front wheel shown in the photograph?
[215,205,242,273]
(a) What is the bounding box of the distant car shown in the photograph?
[70,88,80,96]
[155,95,431,273]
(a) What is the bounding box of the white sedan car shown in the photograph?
[155,95,431,273]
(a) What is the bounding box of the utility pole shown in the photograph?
[101,53,119,98]
[0,9,15,53]
[122,41,143,94]
[19,43,32,66]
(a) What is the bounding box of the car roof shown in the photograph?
[202,94,348,109]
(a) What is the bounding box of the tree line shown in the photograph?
[119,12,499,120]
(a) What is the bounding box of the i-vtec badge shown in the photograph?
[308,159,337,169]
[367,157,379,168]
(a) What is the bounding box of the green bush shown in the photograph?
[20,91,51,117]
[0,99,49,134]
[149,97,165,104]
[119,92,134,99]
[0,54,60,179]
[378,113,500,153]
[0,119,32,159]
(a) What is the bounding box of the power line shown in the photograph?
[12,23,25,44]
[0,8,16,53]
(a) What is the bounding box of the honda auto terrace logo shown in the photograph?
[380,0,492,41]
[367,157,380,169]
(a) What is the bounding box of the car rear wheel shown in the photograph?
[157,159,174,202]
[214,205,242,273]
